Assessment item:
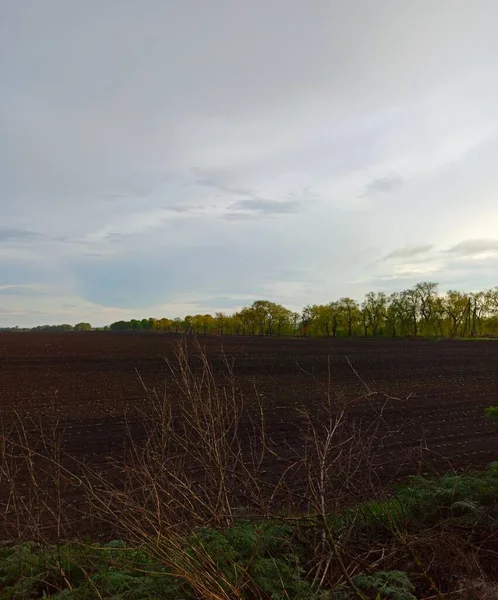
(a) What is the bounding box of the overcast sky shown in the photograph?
[2,1,498,326]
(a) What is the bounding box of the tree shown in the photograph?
[339,298,360,337]
[215,312,227,335]
[231,313,245,335]
[444,290,469,337]
[272,304,293,335]
[251,301,275,335]
[401,288,420,336]
[361,292,387,337]
[468,291,490,337]
[301,306,314,337]
[384,293,407,338]
[201,314,216,335]
[74,322,92,331]
[309,303,341,337]
[237,307,257,335]
[415,282,443,336]
[291,312,301,335]
[243,301,292,336]
[156,317,172,332]
[183,315,194,334]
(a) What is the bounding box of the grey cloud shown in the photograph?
[0,307,49,316]
[197,296,258,309]
[222,212,259,222]
[228,199,301,215]
[0,228,69,245]
[168,205,203,214]
[0,286,43,297]
[385,244,434,259]
[69,225,309,310]
[104,232,126,242]
[0,260,54,285]
[445,239,498,256]
[0,228,44,243]
[193,169,254,198]
[193,167,304,217]
[362,177,403,196]
[100,193,132,202]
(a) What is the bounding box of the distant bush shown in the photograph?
[485,406,498,421]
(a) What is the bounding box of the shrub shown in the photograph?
[485,406,498,421]
[333,571,415,600]
[0,541,183,600]
[185,522,323,599]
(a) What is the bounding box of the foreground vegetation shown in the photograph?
[1,467,498,599]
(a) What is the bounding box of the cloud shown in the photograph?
[69,230,305,310]
[0,285,46,297]
[196,296,260,310]
[445,239,498,257]
[193,168,304,217]
[193,169,255,198]
[386,244,434,259]
[0,228,45,243]
[193,169,303,217]
[227,198,301,215]
[362,176,403,196]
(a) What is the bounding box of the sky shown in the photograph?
[2,0,498,327]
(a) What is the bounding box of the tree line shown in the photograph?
[108,282,498,339]
[0,323,92,332]
[3,282,498,338]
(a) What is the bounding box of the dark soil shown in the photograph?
[1,332,497,538]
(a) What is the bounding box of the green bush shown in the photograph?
[333,463,498,544]
[0,526,324,600]
[394,465,498,524]
[0,541,183,600]
[485,406,498,421]
[337,571,415,600]
[186,522,326,599]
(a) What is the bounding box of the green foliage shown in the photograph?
[0,540,182,600]
[485,406,498,421]
[30,324,74,332]
[335,464,498,543]
[0,526,324,600]
[334,571,415,600]
[393,465,498,525]
[187,522,323,599]
[338,497,411,541]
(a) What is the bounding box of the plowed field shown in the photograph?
[1,332,497,537]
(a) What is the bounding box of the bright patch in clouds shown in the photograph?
[1,0,498,326]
